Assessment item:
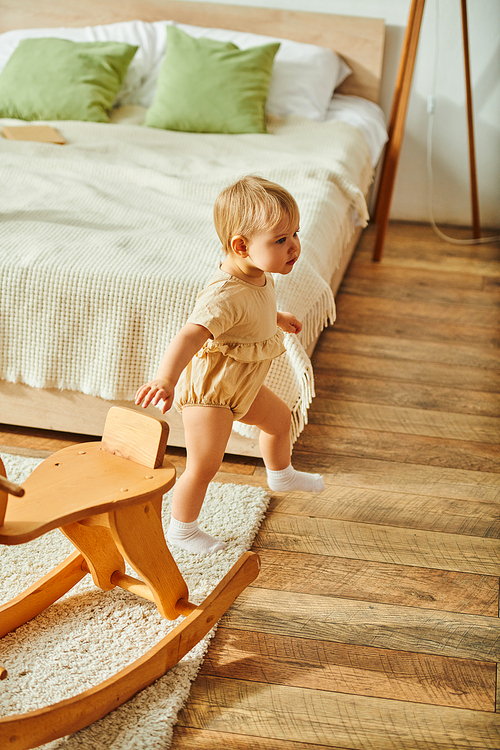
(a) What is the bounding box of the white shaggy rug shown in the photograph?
[0,452,269,749]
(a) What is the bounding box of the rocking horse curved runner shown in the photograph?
[0,407,260,750]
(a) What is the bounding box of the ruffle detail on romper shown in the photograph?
[198,329,286,363]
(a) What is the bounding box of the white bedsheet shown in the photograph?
[0,115,373,443]
[110,94,388,168]
[326,94,388,166]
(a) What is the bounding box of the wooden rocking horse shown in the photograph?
[0,407,260,750]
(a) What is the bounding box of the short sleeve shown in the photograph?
[186,281,241,339]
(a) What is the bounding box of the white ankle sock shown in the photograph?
[266,464,325,493]
[167,517,226,555]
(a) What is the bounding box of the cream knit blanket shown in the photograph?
[0,115,372,443]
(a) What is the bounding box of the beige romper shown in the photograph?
[174,268,285,421]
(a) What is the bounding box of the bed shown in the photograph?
[0,1,386,456]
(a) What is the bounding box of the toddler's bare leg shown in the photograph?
[240,385,292,469]
[241,385,324,493]
[168,405,234,555]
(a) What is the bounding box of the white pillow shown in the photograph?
[166,22,352,121]
[0,19,352,120]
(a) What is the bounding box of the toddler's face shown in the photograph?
[245,217,301,276]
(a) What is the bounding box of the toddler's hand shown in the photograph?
[135,379,175,413]
[277,311,302,334]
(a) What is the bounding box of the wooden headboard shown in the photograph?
[0,0,385,103]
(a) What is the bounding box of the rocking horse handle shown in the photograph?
[0,475,25,498]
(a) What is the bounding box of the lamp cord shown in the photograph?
[426,0,500,245]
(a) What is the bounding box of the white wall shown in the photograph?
[184,0,500,228]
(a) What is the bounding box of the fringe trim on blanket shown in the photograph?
[289,357,316,445]
[298,284,336,352]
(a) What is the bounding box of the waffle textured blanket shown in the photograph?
[0,115,372,442]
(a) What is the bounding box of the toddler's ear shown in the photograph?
[230,235,249,256]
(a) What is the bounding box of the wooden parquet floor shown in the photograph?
[1,222,499,749]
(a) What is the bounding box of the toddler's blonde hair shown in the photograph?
[214,175,299,255]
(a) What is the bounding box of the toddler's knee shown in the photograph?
[253,397,291,439]
[275,404,291,437]
[184,461,219,486]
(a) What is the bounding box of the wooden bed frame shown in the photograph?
[0,1,385,456]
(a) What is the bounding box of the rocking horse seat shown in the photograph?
[0,442,176,545]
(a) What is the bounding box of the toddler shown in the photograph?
[135,175,324,555]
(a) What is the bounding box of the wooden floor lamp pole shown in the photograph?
[372,0,426,262]
[372,0,480,261]
[460,0,481,238]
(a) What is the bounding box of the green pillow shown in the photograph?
[0,38,138,123]
[145,25,280,134]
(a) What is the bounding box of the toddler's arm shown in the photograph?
[277,311,302,334]
[135,323,211,413]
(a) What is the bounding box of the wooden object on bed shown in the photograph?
[1,125,66,143]
[0,1,385,456]
[0,407,260,750]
